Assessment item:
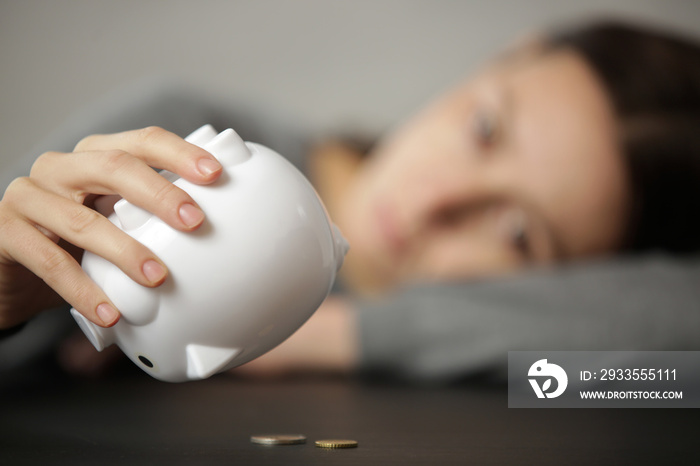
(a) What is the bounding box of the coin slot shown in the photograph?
[138,355,154,368]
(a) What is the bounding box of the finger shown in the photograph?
[74,126,222,184]
[4,177,168,289]
[30,151,206,231]
[0,213,120,328]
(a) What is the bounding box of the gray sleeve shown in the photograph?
[355,255,700,382]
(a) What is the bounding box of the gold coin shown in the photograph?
[250,434,307,445]
[315,439,358,449]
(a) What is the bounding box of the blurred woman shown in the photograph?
[2,21,700,380]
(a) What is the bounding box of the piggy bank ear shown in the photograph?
[70,308,114,351]
[186,344,242,380]
[203,128,251,167]
[155,124,220,184]
[185,124,218,147]
[113,198,152,231]
[186,125,252,167]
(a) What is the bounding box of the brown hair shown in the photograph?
[549,21,700,255]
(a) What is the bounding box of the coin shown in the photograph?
[314,439,358,449]
[250,434,307,445]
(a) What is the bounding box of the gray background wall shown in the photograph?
[1,0,699,174]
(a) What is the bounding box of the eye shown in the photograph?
[471,108,499,148]
[501,208,531,258]
[510,221,530,257]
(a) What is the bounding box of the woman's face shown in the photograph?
[338,48,630,291]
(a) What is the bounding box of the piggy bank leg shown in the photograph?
[70,308,113,352]
[186,344,241,380]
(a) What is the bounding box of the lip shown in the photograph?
[374,200,408,255]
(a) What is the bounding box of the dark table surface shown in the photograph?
[1,366,698,465]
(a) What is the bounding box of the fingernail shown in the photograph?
[96,303,120,326]
[142,259,166,284]
[179,203,205,228]
[197,158,222,177]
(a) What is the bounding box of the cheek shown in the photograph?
[369,136,428,187]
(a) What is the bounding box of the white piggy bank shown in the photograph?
[70,125,349,382]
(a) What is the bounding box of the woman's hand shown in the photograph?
[0,126,222,330]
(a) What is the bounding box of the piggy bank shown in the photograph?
[70,125,349,382]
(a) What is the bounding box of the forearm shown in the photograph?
[232,296,358,377]
[355,255,700,382]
